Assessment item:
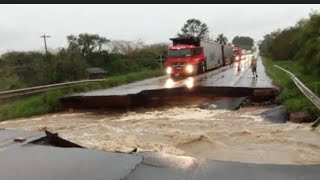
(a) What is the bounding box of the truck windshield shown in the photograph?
[168,49,192,58]
[233,50,239,55]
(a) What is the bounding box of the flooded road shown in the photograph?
[1,104,320,165]
[1,56,319,165]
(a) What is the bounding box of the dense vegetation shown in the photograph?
[0,33,168,121]
[0,33,168,91]
[260,11,320,118]
[259,10,320,76]
[0,69,163,121]
[263,58,319,118]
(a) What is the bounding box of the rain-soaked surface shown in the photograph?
[1,104,320,165]
[66,56,274,98]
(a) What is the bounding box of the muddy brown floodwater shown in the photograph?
[1,104,320,165]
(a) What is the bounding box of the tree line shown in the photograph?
[0,34,168,91]
[259,10,320,76]
[177,18,254,50]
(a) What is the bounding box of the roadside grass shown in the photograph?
[263,57,320,118]
[0,69,164,121]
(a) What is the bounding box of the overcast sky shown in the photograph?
[0,4,319,54]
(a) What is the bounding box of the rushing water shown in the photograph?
[1,105,320,165]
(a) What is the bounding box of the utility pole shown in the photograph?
[40,34,50,103]
[40,34,51,54]
[158,54,165,70]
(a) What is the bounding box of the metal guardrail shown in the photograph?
[0,79,105,99]
[274,65,320,128]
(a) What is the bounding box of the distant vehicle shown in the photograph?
[233,46,244,62]
[165,37,233,77]
[241,49,247,60]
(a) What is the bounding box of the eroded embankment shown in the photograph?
[60,86,279,109]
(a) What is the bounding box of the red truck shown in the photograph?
[165,37,233,77]
[232,46,244,62]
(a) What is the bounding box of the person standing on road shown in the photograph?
[251,56,258,78]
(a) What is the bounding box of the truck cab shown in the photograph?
[166,45,204,76]
[166,37,206,77]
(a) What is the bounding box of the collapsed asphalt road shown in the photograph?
[61,57,277,109]
[0,128,320,180]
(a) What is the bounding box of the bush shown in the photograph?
[0,69,163,121]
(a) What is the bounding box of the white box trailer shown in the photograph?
[200,40,223,70]
[223,45,233,65]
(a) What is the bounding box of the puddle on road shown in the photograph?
[1,99,320,165]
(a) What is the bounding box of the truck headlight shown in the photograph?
[235,56,239,61]
[166,67,172,74]
[186,65,193,73]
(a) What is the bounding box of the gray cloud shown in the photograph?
[0,4,319,54]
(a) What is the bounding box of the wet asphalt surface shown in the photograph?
[66,56,274,98]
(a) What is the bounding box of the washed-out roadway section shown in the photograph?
[0,128,319,180]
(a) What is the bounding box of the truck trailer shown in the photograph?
[165,37,233,77]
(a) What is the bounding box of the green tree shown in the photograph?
[258,10,320,76]
[232,36,254,50]
[216,34,228,45]
[216,34,228,66]
[53,48,88,82]
[67,33,109,56]
[270,27,300,60]
[259,31,279,57]
[177,18,209,39]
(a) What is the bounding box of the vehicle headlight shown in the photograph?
[186,65,193,73]
[166,67,172,74]
[235,56,239,61]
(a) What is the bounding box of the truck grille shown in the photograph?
[172,62,185,70]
